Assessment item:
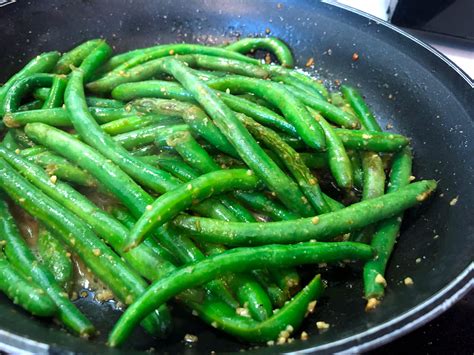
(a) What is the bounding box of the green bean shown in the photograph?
[350,151,387,244]
[237,113,330,214]
[4,107,155,129]
[360,152,386,201]
[364,147,413,304]
[1,131,18,151]
[37,227,73,291]
[234,191,299,221]
[341,85,382,132]
[335,129,409,152]
[139,154,200,182]
[0,248,57,317]
[219,196,257,223]
[22,150,98,187]
[117,123,188,150]
[172,180,436,246]
[299,152,328,170]
[79,41,112,82]
[0,197,94,335]
[54,39,103,74]
[34,87,124,108]
[0,158,171,336]
[135,99,238,156]
[2,73,56,114]
[101,43,261,74]
[42,75,67,109]
[347,150,364,190]
[204,76,326,150]
[225,37,294,68]
[156,58,314,216]
[108,242,373,346]
[309,108,353,190]
[186,274,318,341]
[177,54,270,78]
[9,128,36,148]
[0,51,60,116]
[101,114,179,136]
[126,169,260,249]
[117,82,298,137]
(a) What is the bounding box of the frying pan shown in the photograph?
[0,0,472,353]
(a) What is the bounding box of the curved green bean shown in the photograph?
[0,51,60,116]
[126,169,260,249]
[225,37,294,67]
[54,39,102,74]
[108,242,373,346]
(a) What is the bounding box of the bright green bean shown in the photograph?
[108,242,373,346]
[172,180,436,246]
[225,37,294,67]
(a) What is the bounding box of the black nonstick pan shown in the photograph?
[0,0,472,353]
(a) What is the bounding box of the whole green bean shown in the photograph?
[363,147,413,303]
[101,43,261,74]
[37,227,73,291]
[2,74,56,114]
[341,85,382,132]
[42,75,67,109]
[156,58,314,216]
[0,248,57,317]
[108,242,373,346]
[225,37,294,68]
[309,108,353,190]
[0,158,171,336]
[79,41,112,82]
[0,197,94,336]
[335,129,409,152]
[172,180,436,246]
[0,51,60,116]
[126,169,260,249]
[54,39,102,74]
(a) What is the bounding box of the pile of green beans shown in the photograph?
[0,37,436,348]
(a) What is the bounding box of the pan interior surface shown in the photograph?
[0,0,472,353]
